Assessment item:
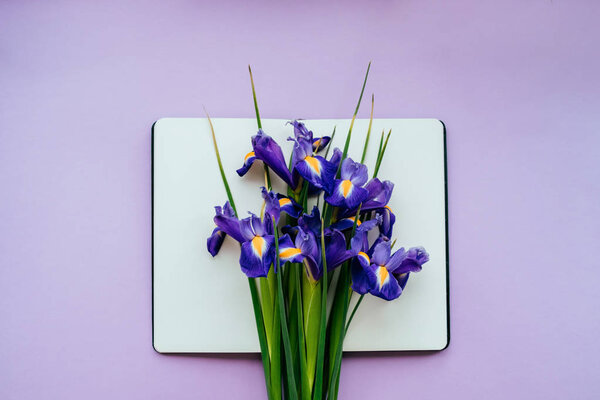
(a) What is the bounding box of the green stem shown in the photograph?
[248,65,262,130]
[295,266,310,400]
[373,129,391,178]
[341,62,372,164]
[360,94,375,164]
[325,207,362,399]
[274,223,298,400]
[249,278,274,400]
[323,126,336,160]
[312,221,329,400]
[344,294,364,335]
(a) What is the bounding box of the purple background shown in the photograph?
[1,1,599,398]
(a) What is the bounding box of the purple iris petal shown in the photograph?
[369,269,402,300]
[295,227,320,263]
[329,148,342,170]
[252,130,295,188]
[239,213,270,241]
[349,217,380,253]
[261,187,281,223]
[387,246,429,274]
[351,260,377,295]
[325,180,369,209]
[298,206,322,235]
[239,234,275,278]
[291,137,336,193]
[288,227,322,280]
[362,178,394,211]
[377,207,395,239]
[312,136,331,152]
[370,241,391,266]
[278,234,305,264]
[221,201,236,217]
[236,151,257,177]
[340,157,368,186]
[207,201,241,254]
[329,217,358,232]
[288,120,313,140]
[302,256,321,282]
[395,272,410,291]
[213,204,244,243]
[325,158,370,209]
[207,228,226,257]
[290,136,313,165]
[325,229,355,271]
[276,194,303,219]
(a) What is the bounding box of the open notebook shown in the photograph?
[152,118,449,353]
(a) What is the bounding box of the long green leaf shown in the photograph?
[373,129,391,178]
[341,62,371,163]
[344,294,364,335]
[271,291,282,400]
[248,66,273,189]
[248,65,263,130]
[360,94,375,164]
[206,112,272,400]
[273,222,299,400]
[327,270,350,400]
[325,207,362,399]
[260,275,274,357]
[312,221,329,400]
[295,266,310,400]
[303,272,320,395]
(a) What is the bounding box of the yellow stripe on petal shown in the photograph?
[384,205,393,213]
[340,180,353,198]
[304,156,321,174]
[377,266,389,288]
[279,198,291,207]
[313,139,321,148]
[251,236,265,258]
[347,216,361,226]
[244,151,255,162]
[358,251,370,264]
[280,247,301,259]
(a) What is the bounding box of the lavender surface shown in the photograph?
[1,1,599,399]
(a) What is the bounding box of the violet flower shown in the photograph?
[207,201,237,257]
[237,129,295,188]
[360,241,429,301]
[212,207,276,278]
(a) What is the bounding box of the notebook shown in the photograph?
[152,118,449,353]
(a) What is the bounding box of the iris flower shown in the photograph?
[360,178,394,211]
[289,120,331,152]
[237,129,295,188]
[211,205,276,278]
[278,208,354,281]
[325,158,369,210]
[349,218,381,294]
[304,147,343,196]
[290,136,337,194]
[377,205,396,239]
[354,241,429,301]
[237,214,276,278]
[207,201,236,256]
[261,187,302,223]
[278,227,320,280]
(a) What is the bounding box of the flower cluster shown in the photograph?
[204,64,428,400]
[207,121,428,301]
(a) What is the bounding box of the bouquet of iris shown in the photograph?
[205,64,429,400]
